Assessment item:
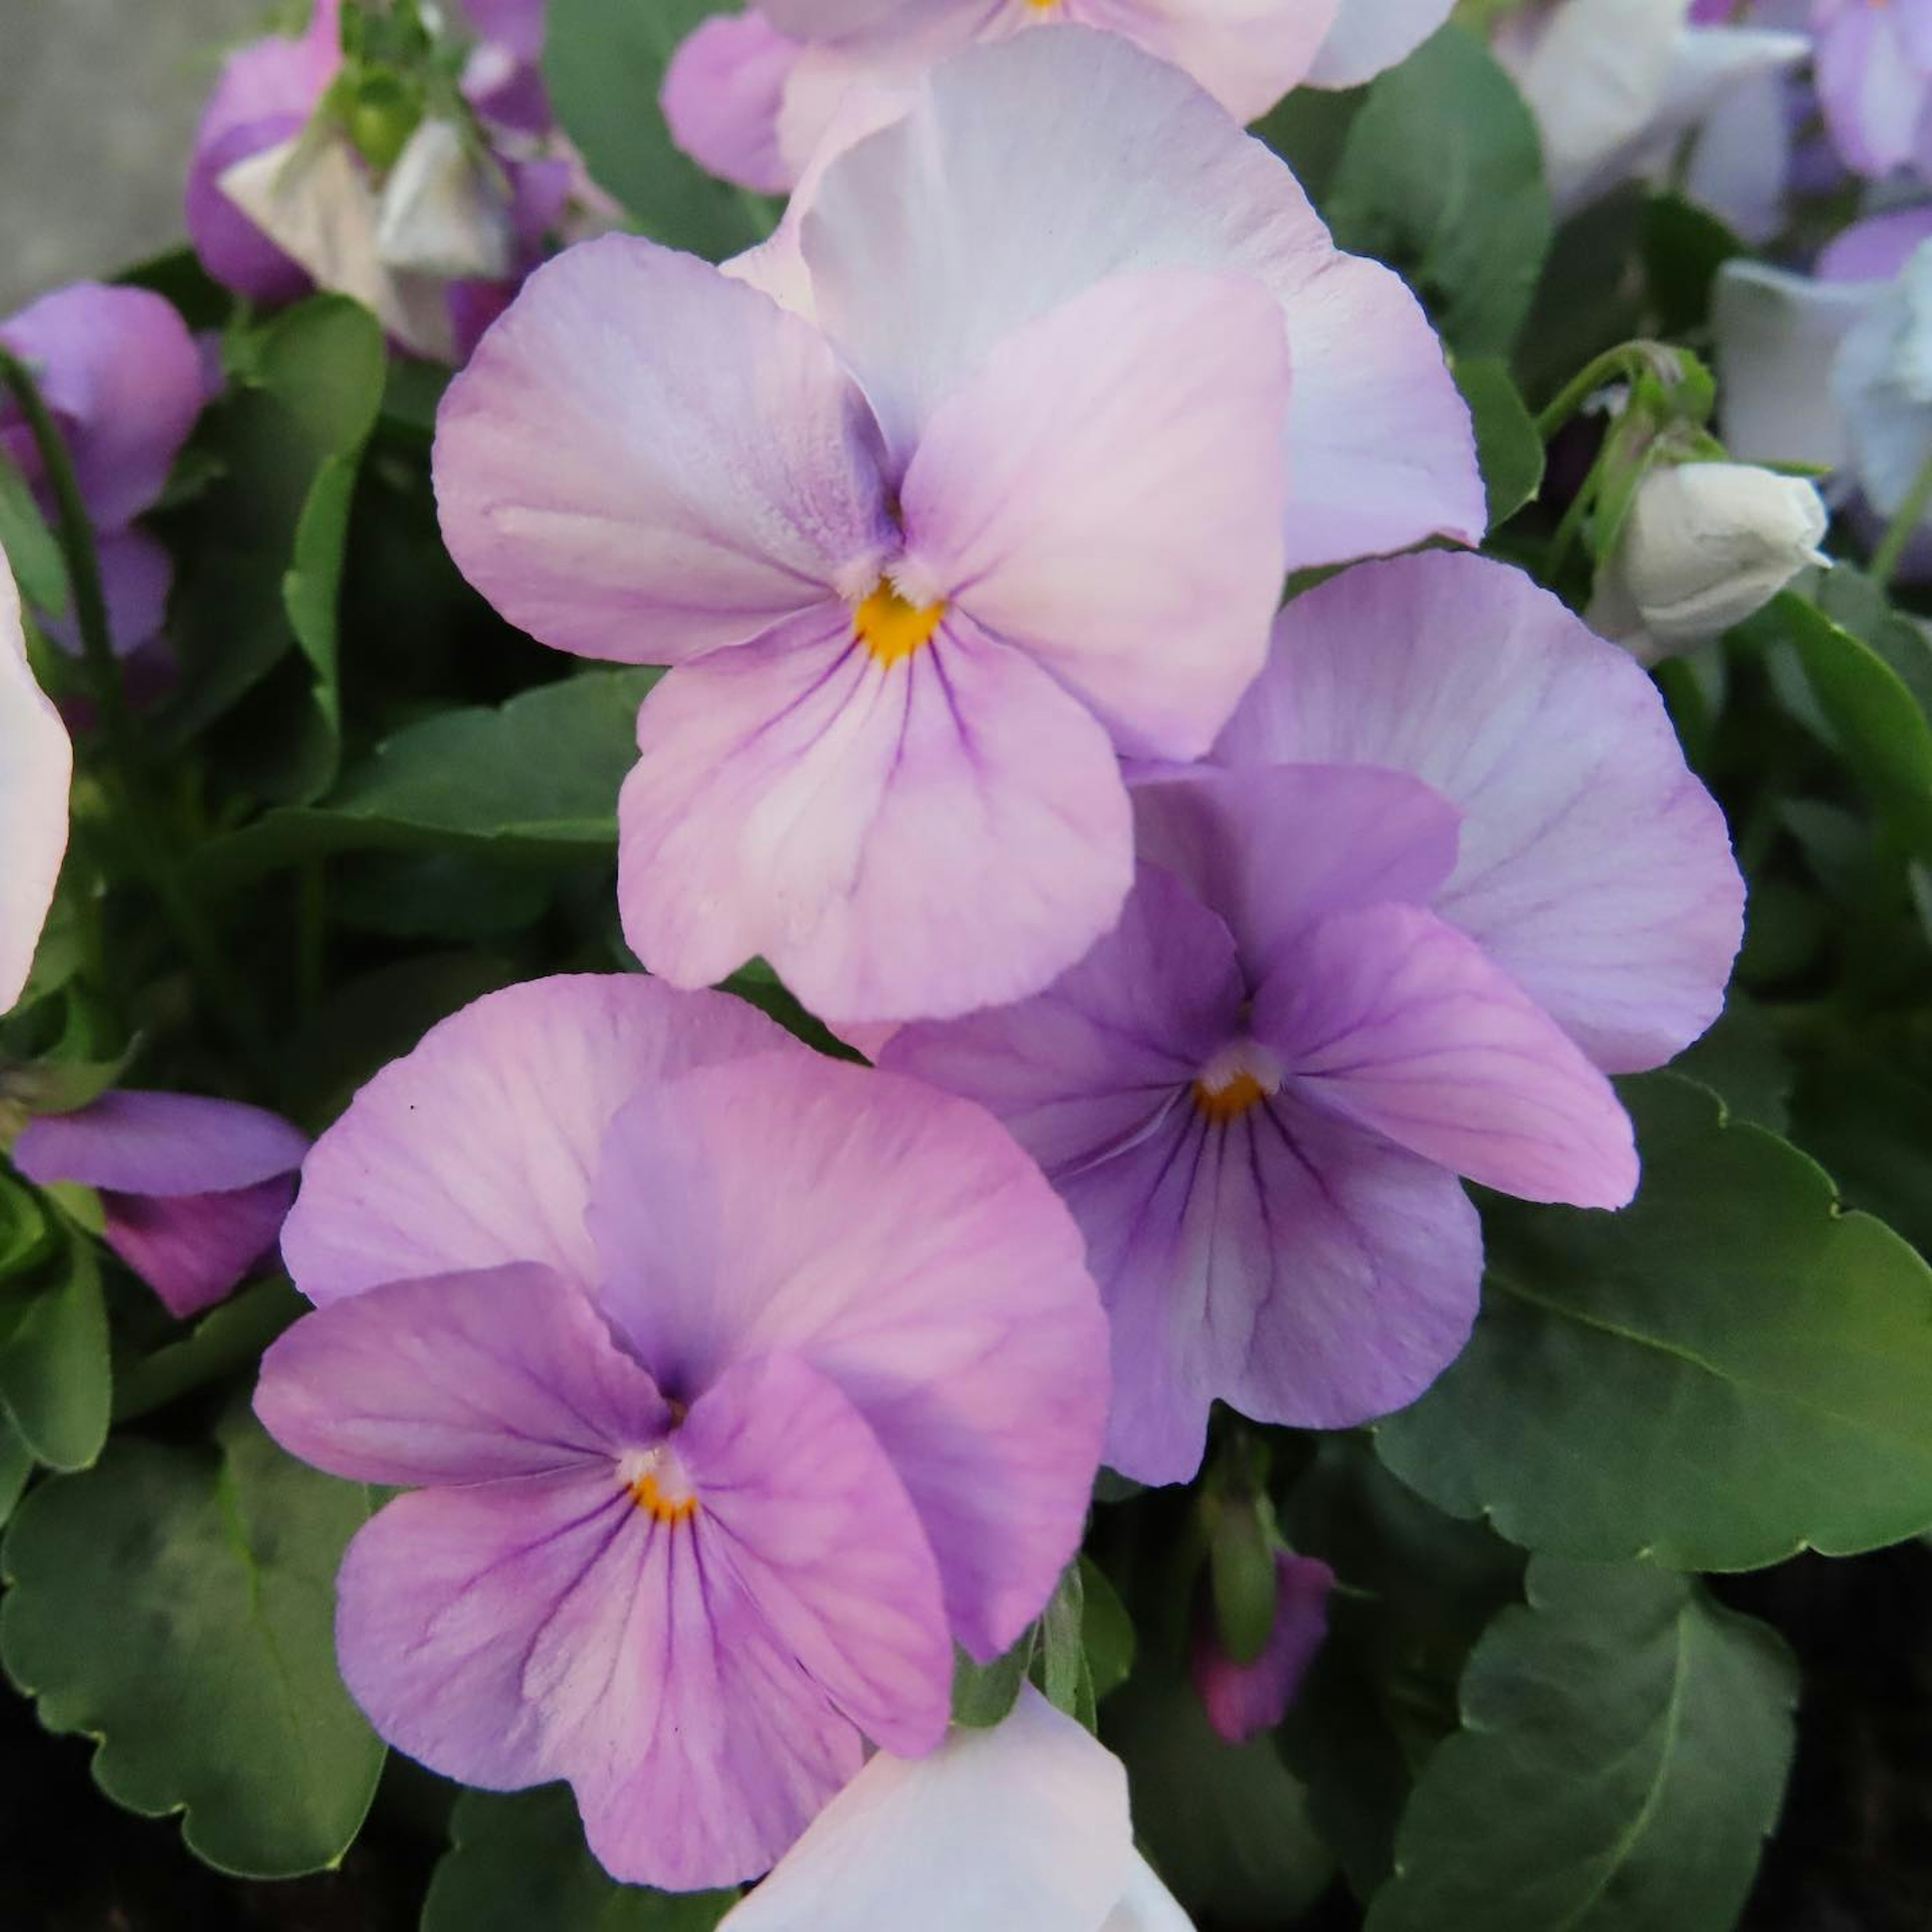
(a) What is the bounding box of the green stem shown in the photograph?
[1534,342,1661,441]
[0,351,269,1069]
[1870,442,1932,591]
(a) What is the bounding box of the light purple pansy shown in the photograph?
[662,0,1457,193]
[1812,0,1932,178]
[13,1091,309,1319]
[0,282,203,663]
[0,570,71,1014]
[437,27,1481,1024]
[1191,1552,1333,1746]
[886,552,1743,1483]
[721,1687,1193,1932]
[267,975,1109,1888]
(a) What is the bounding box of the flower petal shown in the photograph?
[1103,1857,1198,1932]
[1080,0,1340,117]
[1193,1551,1334,1745]
[1304,0,1458,88]
[1214,552,1742,1072]
[0,570,72,1013]
[720,1688,1135,1932]
[12,1090,308,1197]
[1253,903,1638,1207]
[1713,262,1870,474]
[100,1177,296,1320]
[281,975,793,1306]
[1131,763,1460,976]
[662,11,804,195]
[898,268,1288,760]
[616,605,1133,1023]
[255,1262,671,1486]
[797,25,1481,565]
[435,235,893,665]
[585,1053,1110,1660]
[1066,1091,1481,1481]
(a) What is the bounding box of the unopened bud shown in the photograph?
[375,119,515,282]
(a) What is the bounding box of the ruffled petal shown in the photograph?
[616,605,1133,1022]
[281,975,793,1306]
[584,1053,1109,1660]
[1213,553,1742,1072]
[435,235,893,665]
[899,268,1288,760]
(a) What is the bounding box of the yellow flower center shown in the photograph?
[1193,1070,1270,1124]
[854,579,947,666]
[627,1467,699,1525]
[1191,1041,1283,1125]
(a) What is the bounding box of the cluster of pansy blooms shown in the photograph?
[4,0,1903,1923]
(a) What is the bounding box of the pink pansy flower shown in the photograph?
[13,1092,309,1320]
[436,27,1481,1024]
[0,570,70,1015]
[266,975,1109,1889]
[662,0,1457,194]
[886,552,1743,1482]
[1191,1552,1333,1745]
[721,1687,1193,1931]
[1,282,204,663]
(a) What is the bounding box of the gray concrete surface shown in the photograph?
[0,0,268,308]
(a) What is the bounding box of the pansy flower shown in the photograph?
[0,570,70,1014]
[1191,1552,1333,1745]
[436,27,1481,1024]
[886,552,1743,1481]
[264,975,1109,1888]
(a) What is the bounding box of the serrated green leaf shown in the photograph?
[0,1237,108,1471]
[1669,992,1791,1133]
[1375,1073,1932,1567]
[190,669,659,893]
[545,0,778,259]
[0,1410,31,1526]
[1364,1558,1795,1932]
[423,1786,737,1931]
[1452,356,1543,525]
[1326,26,1553,357]
[0,1405,383,1877]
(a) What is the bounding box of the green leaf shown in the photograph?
[1079,1556,1135,1704]
[1452,356,1543,526]
[424,1786,737,1931]
[1250,84,1365,208]
[1669,992,1791,1134]
[1326,26,1553,357]
[1208,1487,1278,1667]
[1643,193,1746,339]
[1789,1040,1932,1257]
[0,1237,108,1472]
[952,1626,1036,1729]
[1375,1073,1932,1567]
[0,1405,383,1877]
[191,669,659,893]
[1364,1558,1795,1932]
[112,1276,305,1425]
[0,1411,31,1527]
[1037,1559,1091,1723]
[545,0,779,259]
[0,444,68,616]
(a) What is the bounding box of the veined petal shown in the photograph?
[1214,553,1742,1072]
[797,26,1481,564]
[281,975,794,1306]
[585,1054,1109,1661]
[1069,1090,1480,1482]
[720,1688,1137,1932]
[1253,903,1638,1208]
[899,268,1289,761]
[255,1262,672,1486]
[100,1177,297,1321]
[435,235,894,665]
[616,605,1134,1023]
[0,570,71,1014]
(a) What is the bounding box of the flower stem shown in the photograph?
[1870,442,1932,591]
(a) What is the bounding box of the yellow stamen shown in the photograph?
[1193,1070,1269,1125]
[628,1469,699,1525]
[855,580,946,667]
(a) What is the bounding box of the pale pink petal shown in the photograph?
[616,605,1133,1023]
[0,570,71,1013]
[797,26,1481,564]
[721,1688,1136,1932]
[1080,0,1340,117]
[434,235,893,666]
[1305,0,1458,87]
[663,12,804,196]
[255,1263,671,1486]
[1104,1858,1197,1932]
[759,0,985,42]
[281,975,794,1306]
[585,1054,1109,1660]
[1214,553,1743,1072]
[898,268,1288,760]
[1254,903,1639,1206]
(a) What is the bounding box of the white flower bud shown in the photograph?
[375,118,515,284]
[1588,460,1828,663]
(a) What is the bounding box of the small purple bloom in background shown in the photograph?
[0,571,71,1015]
[1,282,204,667]
[265,975,1109,1888]
[436,27,1481,1024]
[12,1091,309,1319]
[1191,1553,1333,1746]
[1813,0,1932,178]
[662,0,1458,193]
[720,1686,1192,1931]
[887,551,1743,1482]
